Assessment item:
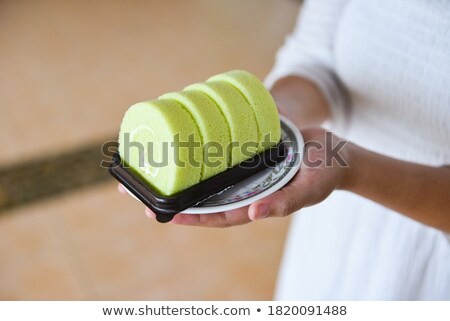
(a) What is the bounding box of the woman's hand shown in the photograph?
[119,127,353,227]
[119,123,450,231]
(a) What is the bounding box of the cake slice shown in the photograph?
[160,90,230,180]
[185,80,258,166]
[209,70,281,152]
[118,99,202,196]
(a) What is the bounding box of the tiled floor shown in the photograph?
[0,0,300,300]
[0,183,291,300]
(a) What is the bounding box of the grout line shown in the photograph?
[0,138,117,214]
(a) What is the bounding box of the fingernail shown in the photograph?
[255,204,269,220]
[145,208,156,219]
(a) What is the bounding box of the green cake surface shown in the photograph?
[160,90,230,179]
[209,70,281,152]
[118,99,202,196]
[185,80,258,166]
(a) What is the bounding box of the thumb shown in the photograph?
[248,180,305,220]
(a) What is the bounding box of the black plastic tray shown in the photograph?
[109,142,287,223]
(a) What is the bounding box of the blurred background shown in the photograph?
[0,0,301,300]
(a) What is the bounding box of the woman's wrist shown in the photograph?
[337,140,361,192]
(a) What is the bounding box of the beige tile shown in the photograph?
[56,183,289,300]
[0,210,84,300]
[0,182,289,300]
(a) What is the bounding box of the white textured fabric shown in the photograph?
[266,0,450,300]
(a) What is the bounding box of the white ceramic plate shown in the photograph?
[124,115,303,214]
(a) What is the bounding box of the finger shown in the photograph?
[276,104,288,117]
[144,207,157,219]
[117,183,127,194]
[167,207,251,227]
[141,199,250,227]
[249,174,305,220]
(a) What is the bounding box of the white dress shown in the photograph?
[265,0,450,300]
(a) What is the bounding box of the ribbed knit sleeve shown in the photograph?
[265,0,351,130]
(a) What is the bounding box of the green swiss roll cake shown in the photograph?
[118,99,202,196]
[160,90,230,180]
[208,70,281,152]
[185,80,258,166]
[118,70,281,196]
